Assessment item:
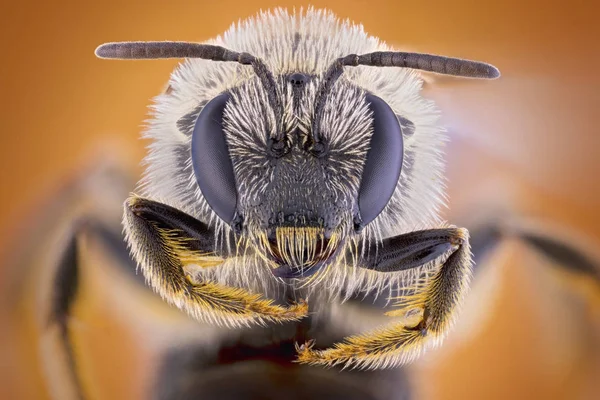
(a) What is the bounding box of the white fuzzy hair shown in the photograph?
[136,8,447,303]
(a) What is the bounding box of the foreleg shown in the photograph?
[123,196,307,327]
[296,227,471,369]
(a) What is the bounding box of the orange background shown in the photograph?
[1,1,599,399]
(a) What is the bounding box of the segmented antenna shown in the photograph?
[95,41,283,136]
[311,51,500,144]
[95,41,254,63]
[340,51,500,79]
[96,42,500,146]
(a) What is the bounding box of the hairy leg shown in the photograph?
[296,227,472,369]
[123,196,307,327]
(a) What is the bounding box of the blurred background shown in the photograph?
[1,1,599,399]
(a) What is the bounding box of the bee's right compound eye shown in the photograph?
[354,94,404,232]
[191,93,239,226]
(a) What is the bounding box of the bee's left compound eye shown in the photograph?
[355,94,404,231]
[191,93,239,225]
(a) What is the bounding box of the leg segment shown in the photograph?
[43,218,136,400]
[46,225,86,400]
[123,196,307,327]
[296,227,472,369]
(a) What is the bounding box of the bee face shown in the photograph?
[201,75,376,277]
[185,59,417,279]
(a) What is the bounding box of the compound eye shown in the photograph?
[191,93,238,225]
[355,94,404,231]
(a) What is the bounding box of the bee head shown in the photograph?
[96,38,498,278]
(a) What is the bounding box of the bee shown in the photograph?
[93,8,500,370]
